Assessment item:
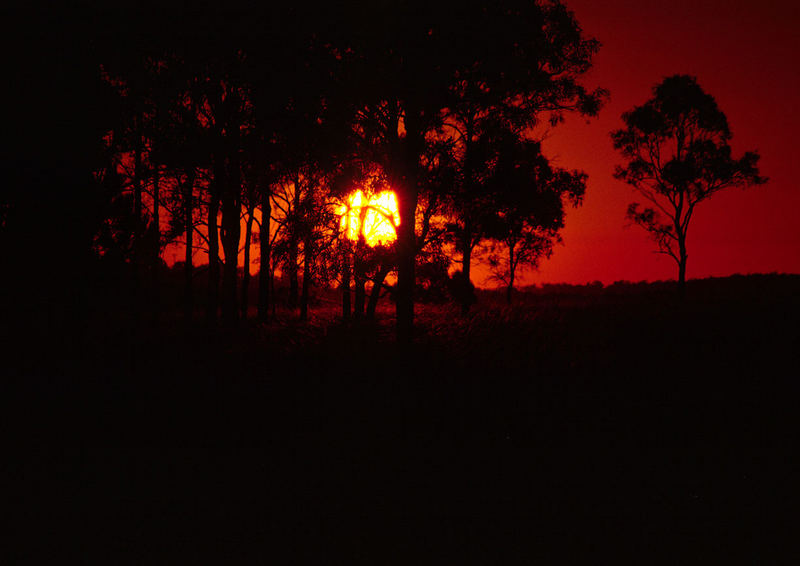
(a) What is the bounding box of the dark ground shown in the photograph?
[4,274,799,564]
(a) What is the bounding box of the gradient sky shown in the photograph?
[162,1,798,287]
[505,0,800,286]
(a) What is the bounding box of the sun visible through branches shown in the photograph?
[337,190,400,247]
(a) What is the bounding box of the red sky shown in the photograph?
[506,0,800,286]
[164,1,798,287]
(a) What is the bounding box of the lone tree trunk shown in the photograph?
[461,231,472,281]
[395,195,416,342]
[132,129,143,314]
[288,177,301,311]
[220,114,241,326]
[270,260,277,319]
[288,246,299,311]
[395,109,423,343]
[366,264,392,319]
[353,235,367,319]
[300,235,312,321]
[506,274,515,305]
[151,163,160,319]
[257,188,271,322]
[460,226,474,315]
[506,243,516,305]
[353,203,371,319]
[677,232,688,297]
[341,239,352,319]
[207,158,222,324]
[241,202,255,320]
[460,117,475,315]
[182,170,195,321]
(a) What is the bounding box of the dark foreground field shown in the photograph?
[5,274,799,564]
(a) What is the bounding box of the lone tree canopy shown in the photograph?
[611,74,766,290]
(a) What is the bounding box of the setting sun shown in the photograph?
[337,190,400,247]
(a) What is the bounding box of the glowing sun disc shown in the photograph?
[337,190,400,247]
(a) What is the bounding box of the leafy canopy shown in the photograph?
[611,74,766,266]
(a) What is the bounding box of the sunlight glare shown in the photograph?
[337,190,400,247]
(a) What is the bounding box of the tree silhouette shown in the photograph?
[612,75,766,292]
[484,135,586,303]
[59,1,608,335]
[337,0,605,340]
[442,10,605,313]
[239,156,260,320]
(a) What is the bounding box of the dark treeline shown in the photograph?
[3,0,607,343]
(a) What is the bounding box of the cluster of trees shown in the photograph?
[85,1,606,339]
[3,3,766,344]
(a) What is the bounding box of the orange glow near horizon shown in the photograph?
[337,190,400,247]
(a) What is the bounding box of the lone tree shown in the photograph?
[612,75,766,292]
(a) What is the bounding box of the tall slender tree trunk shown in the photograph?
[341,239,352,319]
[460,117,475,315]
[506,243,516,305]
[678,234,688,297]
[258,188,271,322]
[151,163,160,319]
[395,112,423,343]
[132,130,143,313]
[396,192,417,342]
[220,195,241,325]
[207,161,222,324]
[241,203,255,320]
[288,246,299,310]
[300,235,312,321]
[133,135,143,241]
[288,178,300,311]
[183,170,195,321]
[366,264,391,319]
[270,261,277,319]
[462,232,472,281]
[460,227,473,315]
[353,235,367,319]
[221,112,241,325]
[288,252,299,310]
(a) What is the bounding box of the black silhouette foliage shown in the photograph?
[612,75,766,289]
